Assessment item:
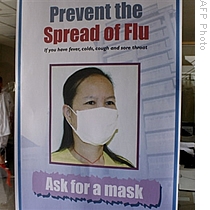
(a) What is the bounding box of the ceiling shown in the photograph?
[0,0,195,48]
[0,0,16,47]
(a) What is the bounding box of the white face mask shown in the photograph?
[67,106,118,146]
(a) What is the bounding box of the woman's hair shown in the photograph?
[58,67,134,168]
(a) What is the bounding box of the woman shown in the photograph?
[51,67,133,168]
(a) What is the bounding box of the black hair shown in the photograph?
[58,67,134,168]
[0,148,5,156]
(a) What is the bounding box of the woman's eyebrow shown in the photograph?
[83,96,116,100]
[83,96,97,100]
[106,96,116,100]
[107,96,115,99]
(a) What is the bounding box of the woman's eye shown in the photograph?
[85,101,96,105]
[106,101,115,106]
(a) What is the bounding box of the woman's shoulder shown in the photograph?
[103,152,132,168]
[51,148,80,164]
[51,149,133,167]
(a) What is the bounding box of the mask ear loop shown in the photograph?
[67,105,77,115]
[66,105,78,134]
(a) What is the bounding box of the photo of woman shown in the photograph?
[50,65,139,168]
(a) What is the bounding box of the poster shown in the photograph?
[16,0,181,209]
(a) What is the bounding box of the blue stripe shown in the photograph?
[172,0,182,209]
[17,0,22,209]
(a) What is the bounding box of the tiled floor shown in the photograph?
[0,177,15,210]
[178,191,195,210]
[0,141,15,210]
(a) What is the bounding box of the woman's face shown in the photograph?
[65,74,116,130]
[72,74,116,111]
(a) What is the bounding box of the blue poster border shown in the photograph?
[172,0,182,209]
[16,1,182,209]
[16,0,23,209]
